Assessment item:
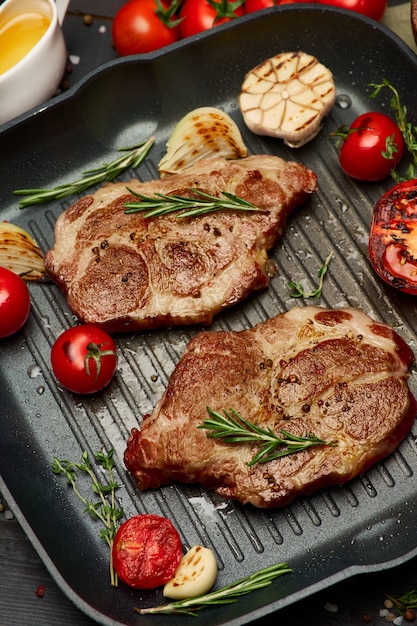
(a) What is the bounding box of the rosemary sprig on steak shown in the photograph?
[199,407,333,466]
[123,188,264,218]
[14,137,155,208]
[135,562,292,615]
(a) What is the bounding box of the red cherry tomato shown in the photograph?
[112,514,182,589]
[369,179,417,295]
[112,0,179,56]
[317,0,387,21]
[179,0,244,39]
[336,112,404,182]
[51,324,117,394]
[0,267,30,339]
[244,0,313,10]
[243,0,275,11]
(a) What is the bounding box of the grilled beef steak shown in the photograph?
[44,156,317,332]
[124,306,416,508]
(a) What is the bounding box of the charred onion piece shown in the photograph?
[158,107,248,177]
[0,222,46,280]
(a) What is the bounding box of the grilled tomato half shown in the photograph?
[369,179,417,294]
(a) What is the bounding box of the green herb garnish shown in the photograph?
[370,79,417,181]
[199,407,333,467]
[123,188,263,219]
[51,449,124,586]
[288,251,333,299]
[383,589,417,613]
[14,137,155,208]
[135,562,292,615]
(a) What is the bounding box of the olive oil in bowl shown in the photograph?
[0,12,50,74]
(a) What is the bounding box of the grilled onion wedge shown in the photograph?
[158,107,248,177]
[0,222,46,280]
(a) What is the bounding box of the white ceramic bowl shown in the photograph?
[0,0,67,125]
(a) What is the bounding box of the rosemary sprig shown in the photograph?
[123,188,263,219]
[370,79,417,182]
[134,562,292,615]
[14,136,155,208]
[288,251,333,299]
[199,407,333,467]
[51,449,124,587]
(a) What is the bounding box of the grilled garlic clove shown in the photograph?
[163,545,218,600]
[239,51,336,148]
[0,222,46,280]
[158,107,248,177]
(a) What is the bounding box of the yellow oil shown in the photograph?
[0,12,50,74]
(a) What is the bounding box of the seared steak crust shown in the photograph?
[124,307,416,508]
[44,156,317,332]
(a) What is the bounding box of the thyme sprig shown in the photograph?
[14,137,155,208]
[370,79,417,181]
[51,449,124,587]
[288,251,333,299]
[199,407,333,467]
[123,188,263,219]
[135,562,292,615]
[382,589,417,615]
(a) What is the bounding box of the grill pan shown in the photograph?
[1,6,417,625]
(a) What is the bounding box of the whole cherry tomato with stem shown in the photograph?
[112,0,181,56]
[51,324,117,394]
[369,179,417,295]
[179,0,244,38]
[332,111,405,182]
[112,514,183,589]
[0,266,30,339]
[316,0,387,21]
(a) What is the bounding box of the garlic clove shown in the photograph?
[158,107,248,177]
[239,51,336,148]
[163,545,218,600]
[0,222,46,280]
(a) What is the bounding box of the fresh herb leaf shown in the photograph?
[383,589,417,614]
[134,562,292,615]
[123,188,264,219]
[51,448,123,586]
[370,79,417,181]
[288,251,333,299]
[199,407,333,467]
[14,137,155,208]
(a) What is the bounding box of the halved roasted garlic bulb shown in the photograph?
[239,51,336,148]
[158,107,248,177]
[0,222,46,280]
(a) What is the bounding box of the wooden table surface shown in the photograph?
[1,2,417,625]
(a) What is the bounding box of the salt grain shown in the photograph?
[324,602,338,613]
[69,55,80,65]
